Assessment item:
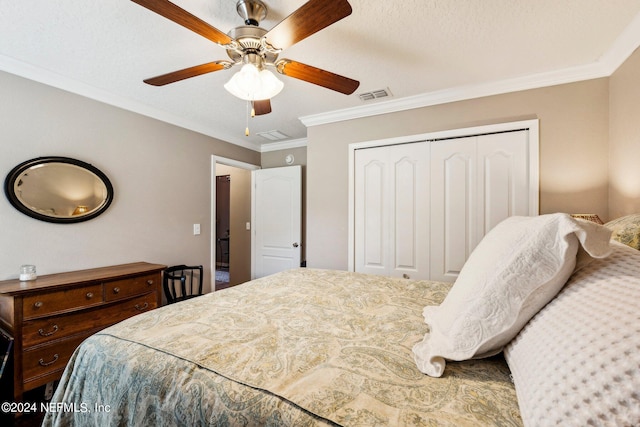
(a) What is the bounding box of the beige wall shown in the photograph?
[5,45,639,281]
[261,146,307,169]
[0,71,260,293]
[215,164,252,286]
[306,78,610,270]
[609,47,640,218]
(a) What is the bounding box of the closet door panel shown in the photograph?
[430,137,477,282]
[355,153,388,275]
[390,145,430,279]
[354,142,429,278]
[477,131,529,236]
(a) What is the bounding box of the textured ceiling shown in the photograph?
[1,0,640,151]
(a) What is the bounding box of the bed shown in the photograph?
[42,214,640,426]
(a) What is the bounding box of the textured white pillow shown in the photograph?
[413,213,612,377]
[505,241,640,426]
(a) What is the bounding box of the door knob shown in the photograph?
[292,242,299,248]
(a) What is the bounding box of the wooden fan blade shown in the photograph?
[264,0,352,50]
[252,99,272,115]
[143,62,227,86]
[276,59,359,95]
[132,0,233,45]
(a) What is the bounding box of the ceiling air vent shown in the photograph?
[257,130,290,141]
[358,88,392,102]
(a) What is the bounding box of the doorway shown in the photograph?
[215,175,231,289]
[212,157,258,291]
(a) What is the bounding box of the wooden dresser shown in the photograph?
[0,262,166,401]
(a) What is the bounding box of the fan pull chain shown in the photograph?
[244,101,257,136]
[245,101,250,136]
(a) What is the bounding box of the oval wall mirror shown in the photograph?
[4,156,114,223]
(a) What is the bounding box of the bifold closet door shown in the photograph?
[429,136,477,282]
[476,131,530,231]
[354,142,430,279]
[429,130,530,282]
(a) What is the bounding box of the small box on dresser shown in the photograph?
[0,262,166,401]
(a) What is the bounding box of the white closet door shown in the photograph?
[350,121,537,282]
[477,131,530,235]
[355,151,388,276]
[430,130,530,282]
[354,142,430,279]
[429,136,477,282]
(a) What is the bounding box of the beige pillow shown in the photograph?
[412,213,612,377]
[605,213,640,250]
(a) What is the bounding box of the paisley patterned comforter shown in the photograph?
[43,268,521,426]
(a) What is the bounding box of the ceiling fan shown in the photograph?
[132,0,360,116]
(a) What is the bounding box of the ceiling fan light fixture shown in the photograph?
[134,0,359,117]
[224,63,284,101]
[258,68,284,96]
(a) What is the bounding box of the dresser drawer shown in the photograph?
[105,273,158,301]
[0,262,165,400]
[21,292,158,348]
[118,291,158,314]
[23,284,104,319]
[22,334,89,386]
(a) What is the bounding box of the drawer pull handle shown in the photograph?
[38,325,59,337]
[113,287,120,294]
[146,279,154,286]
[86,292,94,299]
[39,354,59,366]
[34,301,43,309]
[134,302,149,311]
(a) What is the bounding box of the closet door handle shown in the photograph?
[292,242,299,248]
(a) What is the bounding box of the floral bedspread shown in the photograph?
[43,268,521,426]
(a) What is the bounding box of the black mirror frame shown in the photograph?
[4,156,114,224]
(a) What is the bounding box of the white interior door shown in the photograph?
[476,130,530,233]
[349,120,539,280]
[429,130,531,282]
[354,142,430,279]
[252,166,302,279]
[429,136,478,282]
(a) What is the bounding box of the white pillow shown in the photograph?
[504,241,640,426]
[413,213,612,377]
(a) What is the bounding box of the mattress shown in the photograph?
[42,268,521,426]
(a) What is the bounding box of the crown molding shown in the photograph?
[300,12,640,128]
[300,62,610,127]
[260,138,307,152]
[0,54,263,152]
[599,11,640,74]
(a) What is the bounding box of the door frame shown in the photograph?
[211,155,260,289]
[347,119,540,271]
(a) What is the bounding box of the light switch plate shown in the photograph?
[193,224,201,235]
